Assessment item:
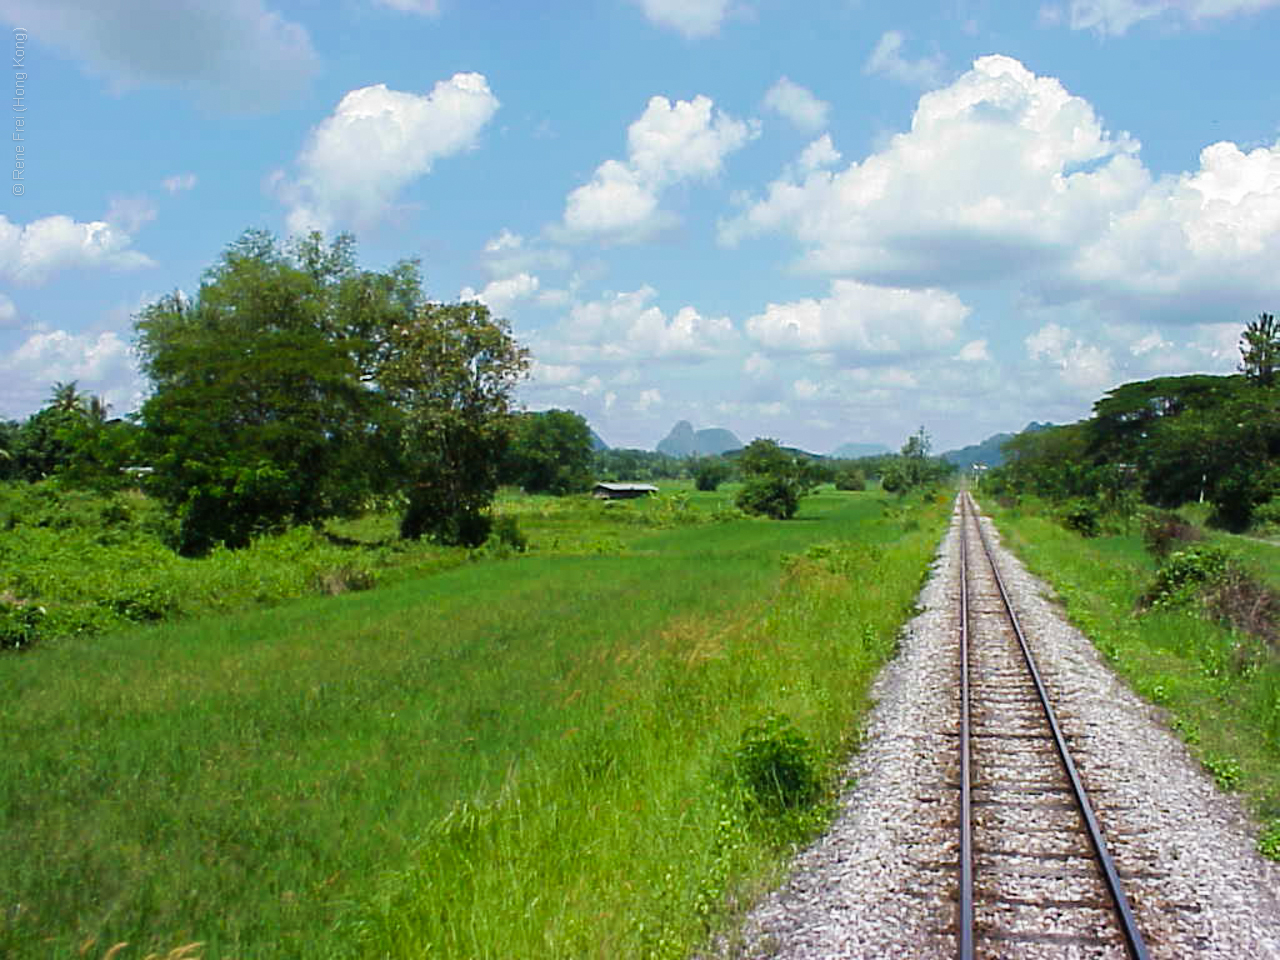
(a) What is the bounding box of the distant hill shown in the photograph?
[656,421,743,457]
[829,441,891,459]
[941,421,1054,468]
[589,428,609,451]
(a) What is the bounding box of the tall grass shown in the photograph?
[1,489,950,959]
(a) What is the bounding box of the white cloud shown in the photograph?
[0,327,142,416]
[162,173,197,194]
[1062,139,1280,320]
[0,0,319,112]
[633,388,663,412]
[762,77,830,133]
[745,279,970,361]
[0,293,17,327]
[459,272,540,316]
[744,351,774,377]
[105,194,157,234]
[1055,0,1280,35]
[1025,322,1116,391]
[562,94,754,243]
[373,0,440,14]
[957,339,990,362]
[797,135,841,174]
[633,0,730,37]
[528,359,581,386]
[863,31,945,89]
[563,286,738,362]
[0,214,154,286]
[277,74,499,234]
[722,55,1144,285]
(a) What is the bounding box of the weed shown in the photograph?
[1258,820,1280,860]
[1205,754,1242,792]
[729,713,821,817]
[1141,509,1204,560]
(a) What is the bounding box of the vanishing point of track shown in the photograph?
[957,492,1149,959]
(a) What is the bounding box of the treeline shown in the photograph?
[987,313,1280,531]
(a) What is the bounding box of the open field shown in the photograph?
[986,497,1280,857]
[1,485,950,959]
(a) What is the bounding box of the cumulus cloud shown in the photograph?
[797,135,842,174]
[458,272,540,316]
[563,286,738,362]
[0,0,319,112]
[745,279,970,362]
[0,293,17,327]
[1050,0,1280,35]
[863,31,945,88]
[633,388,663,412]
[633,0,730,37]
[1062,138,1280,321]
[562,95,755,243]
[0,214,154,286]
[0,327,142,416]
[277,74,499,235]
[721,55,1145,285]
[1025,322,1116,391]
[762,77,830,133]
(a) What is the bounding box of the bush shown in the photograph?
[693,459,731,492]
[0,594,44,649]
[1059,498,1101,537]
[834,469,865,492]
[1141,509,1204,559]
[1253,497,1280,531]
[1142,544,1232,609]
[729,714,821,817]
[735,476,800,519]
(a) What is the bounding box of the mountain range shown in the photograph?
[655,421,744,457]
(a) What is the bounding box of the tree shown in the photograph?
[502,409,593,495]
[380,300,528,544]
[1241,313,1280,387]
[733,438,819,519]
[134,230,420,554]
[47,380,88,416]
[693,457,732,491]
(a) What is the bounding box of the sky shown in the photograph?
[2,0,1280,454]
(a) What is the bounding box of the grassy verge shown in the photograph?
[1,489,950,960]
[985,497,1280,856]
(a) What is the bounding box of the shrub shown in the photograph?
[1059,498,1101,538]
[834,469,865,492]
[735,476,800,520]
[693,459,731,492]
[1141,544,1232,610]
[1141,509,1204,559]
[1204,565,1280,648]
[0,594,44,649]
[729,714,821,817]
[1253,497,1280,531]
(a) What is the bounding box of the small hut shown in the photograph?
[592,482,658,500]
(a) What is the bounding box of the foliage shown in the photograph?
[1059,498,1101,537]
[383,300,528,544]
[593,447,687,482]
[1241,312,1280,388]
[733,438,821,519]
[693,457,732,492]
[1141,509,1204,559]
[134,230,415,554]
[501,408,593,495]
[834,467,866,491]
[728,713,821,817]
[1142,544,1232,610]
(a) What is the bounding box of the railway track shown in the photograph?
[956,491,1148,959]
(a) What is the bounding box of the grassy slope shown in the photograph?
[986,499,1280,851]
[1,488,949,960]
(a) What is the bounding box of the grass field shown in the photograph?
[984,495,1280,858]
[1,485,950,960]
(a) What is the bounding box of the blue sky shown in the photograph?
[3,0,1280,453]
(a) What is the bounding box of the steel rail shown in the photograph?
[958,495,975,960]
[963,492,1150,960]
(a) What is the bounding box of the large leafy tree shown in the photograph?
[379,301,528,543]
[734,438,820,519]
[134,230,422,554]
[502,409,593,495]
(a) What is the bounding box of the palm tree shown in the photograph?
[48,380,88,415]
[85,394,111,424]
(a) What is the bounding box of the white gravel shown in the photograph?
[724,498,1280,959]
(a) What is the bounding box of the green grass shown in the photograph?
[986,498,1280,855]
[1,487,951,960]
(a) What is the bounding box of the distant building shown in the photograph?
[592,482,658,500]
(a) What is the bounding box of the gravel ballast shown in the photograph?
[727,499,1280,959]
